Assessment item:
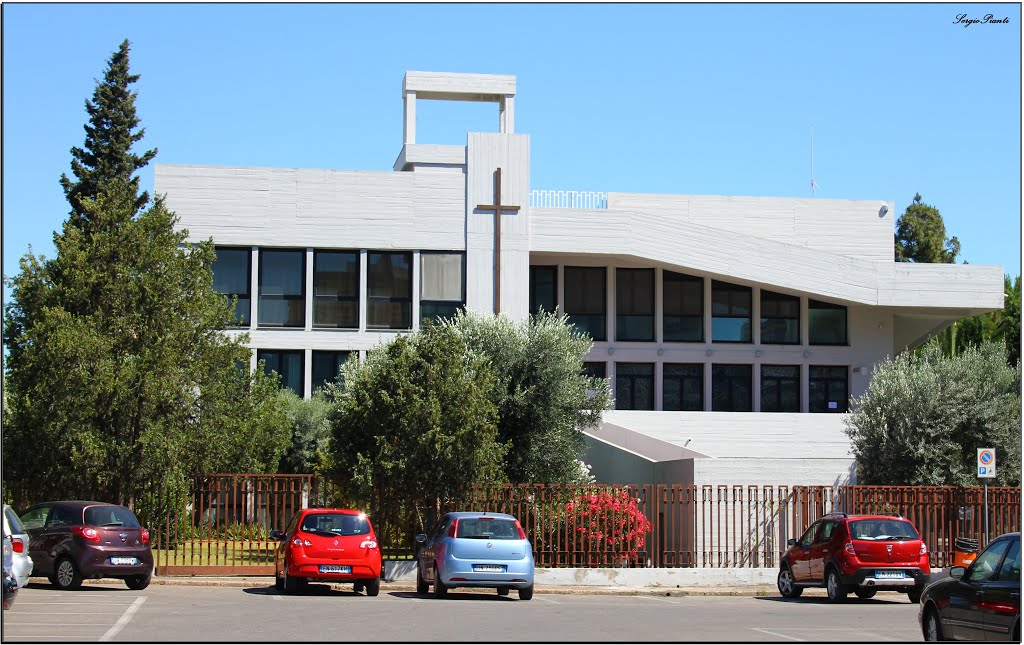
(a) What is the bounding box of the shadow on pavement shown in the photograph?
[754,595,910,605]
[387,590,515,601]
[29,583,130,592]
[242,583,367,597]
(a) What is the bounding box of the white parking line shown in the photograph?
[533,595,560,604]
[750,627,806,641]
[637,595,680,604]
[99,596,146,642]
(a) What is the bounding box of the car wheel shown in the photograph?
[518,584,534,601]
[416,564,428,595]
[923,606,945,641]
[433,565,447,599]
[354,581,364,593]
[907,587,922,604]
[283,561,301,595]
[497,586,510,596]
[274,567,284,591]
[53,557,82,591]
[125,574,151,591]
[364,577,380,597]
[825,568,847,603]
[777,567,803,599]
[854,588,876,600]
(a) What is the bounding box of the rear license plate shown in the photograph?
[473,565,505,573]
[109,557,138,566]
[876,570,905,579]
[319,565,350,574]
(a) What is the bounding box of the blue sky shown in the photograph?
[3,3,1021,303]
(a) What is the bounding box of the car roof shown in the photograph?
[822,513,915,521]
[300,508,366,515]
[27,501,122,510]
[446,511,518,520]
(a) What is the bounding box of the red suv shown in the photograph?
[271,508,382,595]
[778,513,930,603]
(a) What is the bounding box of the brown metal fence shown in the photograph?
[139,477,1022,575]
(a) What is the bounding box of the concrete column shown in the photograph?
[500,95,515,134]
[606,264,615,343]
[404,91,416,145]
[801,296,810,413]
[703,276,713,410]
[305,248,314,331]
[250,246,259,332]
[359,250,368,332]
[303,348,312,400]
[412,250,421,330]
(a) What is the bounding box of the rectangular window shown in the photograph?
[367,251,412,330]
[615,363,654,410]
[313,251,358,328]
[663,271,704,342]
[529,266,558,316]
[711,281,752,343]
[761,291,800,345]
[420,252,465,324]
[564,267,607,341]
[258,249,305,327]
[582,361,607,379]
[257,349,304,397]
[761,365,800,413]
[615,268,654,342]
[663,363,703,411]
[312,351,351,392]
[809,299,848,345]
[809,366,848,413]
[213,247,251,326]
[711,364,752,411]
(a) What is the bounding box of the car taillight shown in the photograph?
[919,543,928,556]
[360,540,378,549]
[140,529,150,545]
[844,541,856,555]
[292,538,312,547]
[71,526,101,543]
[10,538,24,554]
[514,520,527,540]
[447,519,459,538]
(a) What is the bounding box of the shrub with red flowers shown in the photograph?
[564,489,653,565]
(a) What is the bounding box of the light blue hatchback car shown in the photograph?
[414,512,535,600]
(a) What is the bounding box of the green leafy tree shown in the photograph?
[2,42,289,510]
[844,342,1020,486]
[278,389,333,473]
[326,323,506,519]
[931,274,1021,366]
[894,193,960,263]
[448,311,613,484]
[1000,275,1021,366]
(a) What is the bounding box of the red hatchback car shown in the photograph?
[271,508,382,595]
[778,513,931,603]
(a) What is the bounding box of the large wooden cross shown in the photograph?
[476,167,520,314]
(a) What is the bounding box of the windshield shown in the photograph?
[300,513,370,537]
[4,507,26,535]
[849,519,919,540]
[455,517,520,540]
[84,506,141,528]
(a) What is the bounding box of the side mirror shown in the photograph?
[414,533,426,544]
[950,566,966,579]
[787,538,797,547]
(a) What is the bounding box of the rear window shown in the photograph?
[84,506,141,528]
[4,507,25,535]
[300,513,370,536]
[455,517,520,540]
[849,519,919,541]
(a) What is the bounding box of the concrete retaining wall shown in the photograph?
[383,561,777,587]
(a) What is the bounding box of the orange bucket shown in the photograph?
[954,550,977,568]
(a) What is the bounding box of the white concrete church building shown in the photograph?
[155,72,1004,488]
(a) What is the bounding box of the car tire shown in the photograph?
[354,581,364,593]
[518,584,534,601]
[283,562,301,595]
[923,606,945,641]
[497,586,510,596]
[416,564,428,595]
[777,566,803,599]
[433,565,447,599]
[825,568,847,603]
[907,587,922,604]
[274,568,284,591]
[53,557,82,591]
[364,577,380,597]
[125,574,151,591]
[854,588,876,600]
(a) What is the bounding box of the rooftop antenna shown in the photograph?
[810,124,821,198]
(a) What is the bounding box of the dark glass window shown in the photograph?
[213,247,251,325]
[711,281,752,343]
[663,363,703,411]
[312,351,351,392]
[564,267,607,341]
[712,364,752,411]
[258,349,304,397]
[761,291,800,345]
[809,366,848,413]
[616,268,654,341]
[529,266,558,316]
[809,300,848,345]
[368,251,412,330]
[313,251,358,328]
[420,252,465,324]
[259,250,305,327]
[664,271,704,342]
[761,365,800,413]
[615,363,654,410]
[582,362,607,379]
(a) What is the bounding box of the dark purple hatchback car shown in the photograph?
[20,501,153,590]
